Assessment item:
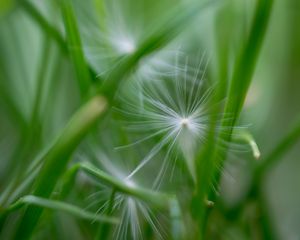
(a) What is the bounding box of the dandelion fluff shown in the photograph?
[116,52,215,184]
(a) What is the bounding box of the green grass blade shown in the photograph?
[79,162,171,208]
[60,0,92,99]
[4,195,118,224]
[193,0,274,237]
[214,0,274,184]
[59,163,81,199]
[222,0,274,126]
[14,95,107,240]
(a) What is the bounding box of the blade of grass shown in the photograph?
[2,195,118,224]
[14,95,107,240]
[79,162,171,208]
[213,0,274,193]
[214,3,233,98]
[193,101,220,237]
[193,0,274,237]
[60,0,92,99]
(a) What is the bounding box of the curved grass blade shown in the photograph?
[193,0,274,237]
[3,195,118,224]
[79,162,171,208]
[222,0,274,127]
[14,95,107,240]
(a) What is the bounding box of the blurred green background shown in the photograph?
[0,0,300,239]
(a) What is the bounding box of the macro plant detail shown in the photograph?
[1,0,300,239]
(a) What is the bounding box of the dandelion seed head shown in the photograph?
[116,51,213,184]
[179,117,190,128]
